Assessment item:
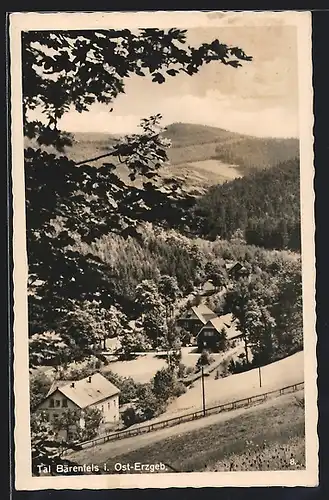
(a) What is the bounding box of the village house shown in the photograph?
[200,280,217,296]
[177,304,218,336]
[37,373,120,438]
[196,313,243,352]
[226,261,249,280]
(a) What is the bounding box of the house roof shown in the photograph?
[46,379,71,398]
[197,313,243,340]
[227,262,248,275]
[46,373,120,409]
[190,304,218,324]
[202,280,216,291]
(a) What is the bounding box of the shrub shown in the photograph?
[103,370,143,405]
[219,357,232,378]
[122,406,139,427]
[228,354,250,374]
[177,362,187,379]
[185,366,195,376]
[196,350,214,370]
[172,381,187,397]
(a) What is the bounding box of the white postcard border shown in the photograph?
[10,10,318,490]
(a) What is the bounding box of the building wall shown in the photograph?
[37,390,80,440]
[37,389,80,423]
[37,390,120,436]
[91,394,120,424]
[197,328,220,351]
[177,318,203,336]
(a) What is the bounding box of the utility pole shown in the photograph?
[201,366,206,417]
[258,365,262,388]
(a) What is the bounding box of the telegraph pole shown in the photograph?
[258,365,262,388]
[201,366,206,417]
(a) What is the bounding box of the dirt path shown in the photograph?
[68,390,303,465]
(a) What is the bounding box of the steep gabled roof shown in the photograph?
[190,304,217,323]
[197,313,243,340]
[46,379,71,398]
[45,373,120,409]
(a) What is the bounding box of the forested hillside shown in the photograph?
[191,158,300,251]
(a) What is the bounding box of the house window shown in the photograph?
[62,399,68,408]
[113,399,116,407]
[53,413,59,421]
[49,399,54,408]
[108,402,111,410]
[55,399,61,407]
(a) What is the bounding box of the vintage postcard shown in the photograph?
[10,10,317,490]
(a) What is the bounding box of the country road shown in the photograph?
[67,389,303,466]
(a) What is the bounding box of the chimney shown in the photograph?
[88,376,92,383]
[70,382,75,388]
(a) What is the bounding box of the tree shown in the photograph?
[29,300,124,368]
[135,384,164,421]
[79,407,103,440]
[103,370,142,405]
[30,372,53,412]
[225,273,278,365]
[158,275,181,361]
[204,261,227,288]
[122,406,139,428]
[119,325,150,359]
[272,263,303,355]
[30,411,70,475]
[245,301,276,365]
[142,307,166,348]
[217,327,229,352]
[135,280,162,313]
[29,331,72,371]
[53,407,103,442]
[225,280,252,364]
[152,367,176,402]
[23,28,251,367]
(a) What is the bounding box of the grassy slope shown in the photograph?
[25,123,299,193]
[105,392,305,473]
[163,351,304,418]
[69,392,305,473]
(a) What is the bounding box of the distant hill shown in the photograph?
[25,122,299,193]
[164,122,299,173]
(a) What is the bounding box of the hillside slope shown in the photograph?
[164,122,299,173]
[192,157,301,250]
[25,123,299,193]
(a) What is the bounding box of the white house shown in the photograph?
[37,373,120,436]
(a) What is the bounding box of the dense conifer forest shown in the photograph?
[191,158,300,251]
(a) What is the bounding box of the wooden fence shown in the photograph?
[75,381,304,450]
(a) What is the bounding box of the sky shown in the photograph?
[31,24,300,138]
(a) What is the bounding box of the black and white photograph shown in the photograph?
[10,10,317,490]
